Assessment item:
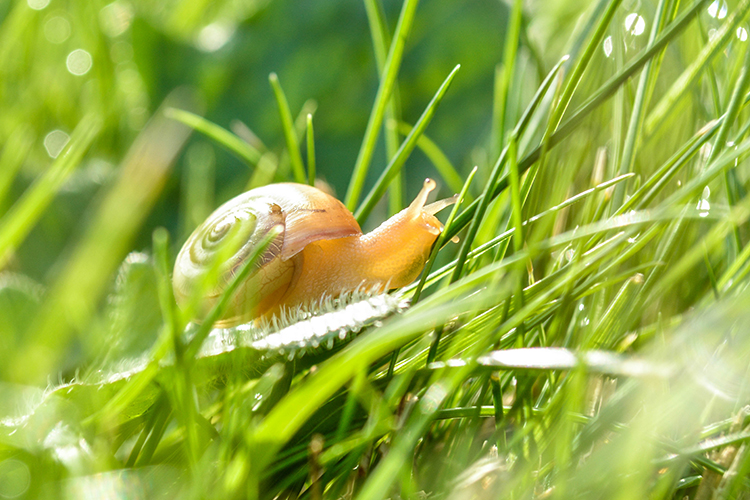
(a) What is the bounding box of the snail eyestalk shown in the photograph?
[424,194,459,216]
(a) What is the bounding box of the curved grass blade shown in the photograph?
[345,0,420,210]
[355,64,460,223]
[165,107,262,165]
[269,73,306,184]
[251,271,513,473]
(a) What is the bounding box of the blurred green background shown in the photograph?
[0,0,518,285]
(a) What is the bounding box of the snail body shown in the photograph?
[173,178,453,326]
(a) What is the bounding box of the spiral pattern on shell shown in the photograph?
[173,183,364,325]
[173,196,285,305]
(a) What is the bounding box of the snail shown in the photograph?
[173,178,455,327]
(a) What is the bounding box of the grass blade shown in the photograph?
[306,114,316,186]
[165,107,262,165]
[643,0,750,135]
[364,0,405,215]
[0,114,101,269]
[269,73,306,184]
[345,0,420,210]
[13,96,192,384]
[354,64,460,223]
[396,122,467,198]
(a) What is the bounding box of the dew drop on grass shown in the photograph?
[697,186,711,217]
[602,36,613,58]
[708,0,728,20]
[738,27,748,42]
[624,13,646,36]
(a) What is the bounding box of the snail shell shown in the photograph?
[173,179,454,326]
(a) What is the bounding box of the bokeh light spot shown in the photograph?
[197,23,234,52]
[27,0,50,11]
[44,16,71,44]
[0,459,31,498]
[44,130,70,158]
[99,1,134,38]
[110,40,133,63]
[66,49,92,76]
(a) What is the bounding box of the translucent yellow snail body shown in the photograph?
[173,178,455,326]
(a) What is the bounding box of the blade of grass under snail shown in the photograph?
[253,208,643,465]
[0,113,100,270]
[344,0,420,211]
[250,268,514,473]
[306,114,316,186]
[396,122,467,199]
[269,73,307,184]
[442,0,711,245]
[165,107,262,165]
[643,0,750,136]
[354,64,461,224]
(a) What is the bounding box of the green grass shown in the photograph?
[2,0,750,499]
